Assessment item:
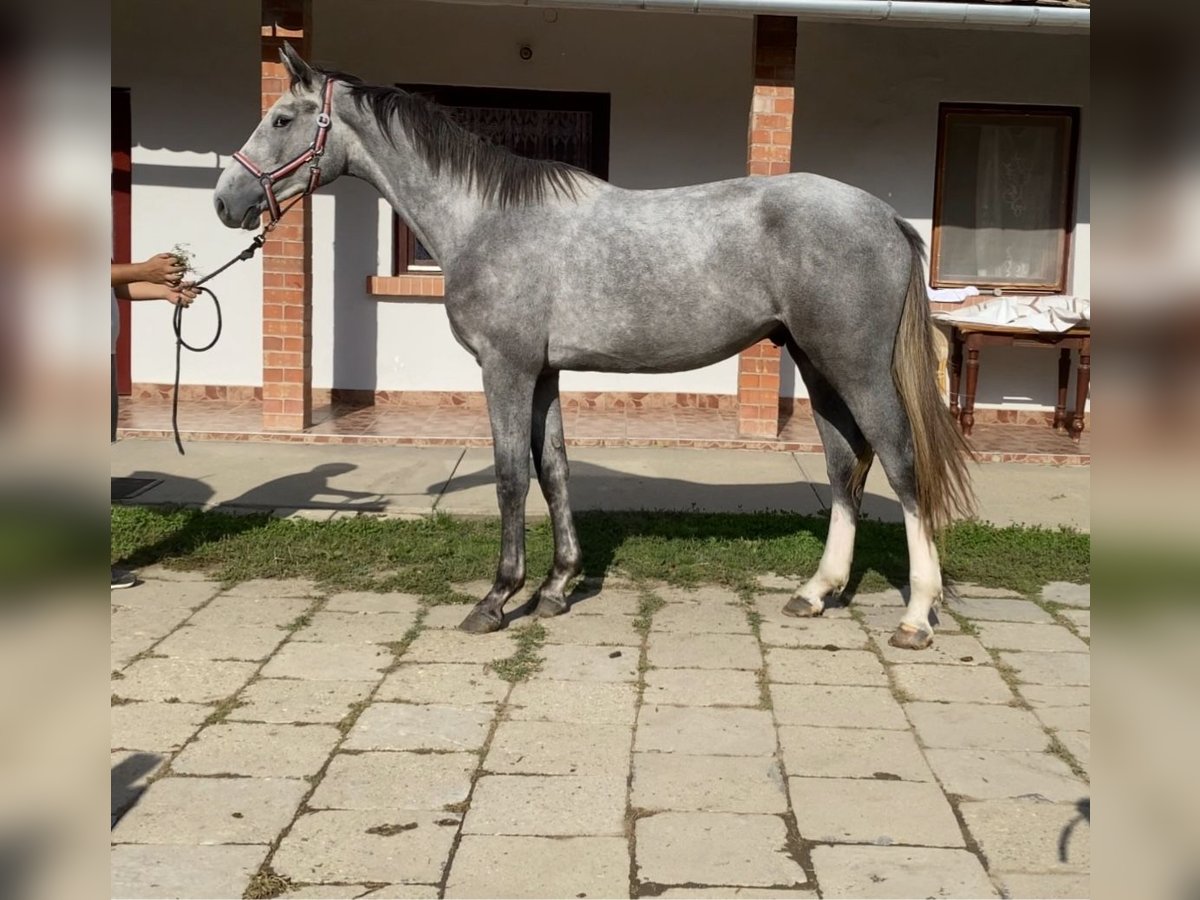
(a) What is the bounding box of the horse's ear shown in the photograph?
[279,42,315,91]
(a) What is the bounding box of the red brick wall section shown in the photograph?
[738,16,796,439]
[260,0,313,432]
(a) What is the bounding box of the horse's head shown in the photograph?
[214,44,348,230]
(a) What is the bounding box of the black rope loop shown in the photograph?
[169,233,264,455]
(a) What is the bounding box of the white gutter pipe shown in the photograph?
[429,0,1090,32]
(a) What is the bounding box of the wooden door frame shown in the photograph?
[112,86,132,394]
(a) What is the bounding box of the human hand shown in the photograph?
[137,252,185,286]
[164,282,199,308]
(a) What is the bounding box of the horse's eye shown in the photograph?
[273,115,293,128]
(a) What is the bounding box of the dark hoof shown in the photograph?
[531,592,568,618]
[783,596,823,618]
[458,608,504,635]
[888,625,933,650]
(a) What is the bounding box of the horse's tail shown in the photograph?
[891,216,976,532]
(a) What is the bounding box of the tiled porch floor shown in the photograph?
[118,397,1089,465]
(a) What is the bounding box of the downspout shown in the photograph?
[427,0,1090,32]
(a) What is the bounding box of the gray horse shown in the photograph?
[214,45,974,650]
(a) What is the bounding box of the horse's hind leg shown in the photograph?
[528,372,582,617]
[459,362,536,635]
[839,380,943,650]
[785,350,873,618]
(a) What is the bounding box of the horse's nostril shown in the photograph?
[216,197,227,219]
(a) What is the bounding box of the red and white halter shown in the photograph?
[232,76,335,229]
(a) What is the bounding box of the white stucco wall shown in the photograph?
[784,22,1090,409]
[310,1,751,395]
[114,4,1089,412]
[113,0,266,387]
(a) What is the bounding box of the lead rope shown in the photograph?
[169,228,272,454]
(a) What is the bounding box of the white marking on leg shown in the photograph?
[900,507,942,632]
[797,502,857,609]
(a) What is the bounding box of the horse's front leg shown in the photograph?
[459,363,536,635]
[529,372,582,617]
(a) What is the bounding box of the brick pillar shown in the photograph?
[738,15,796,438]
[260,0,313,432]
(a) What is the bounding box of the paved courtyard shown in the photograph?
[111,572,1090,899]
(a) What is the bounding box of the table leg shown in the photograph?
[1072,346,1090,440]
[949,331,963,421]
[962,342,980,437]
[1054,348,1070,430]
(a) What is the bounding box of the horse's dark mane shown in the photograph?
[306,67,589,208]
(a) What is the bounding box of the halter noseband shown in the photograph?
[232,76,335,230]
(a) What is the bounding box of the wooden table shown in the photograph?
[948,323,1091,442]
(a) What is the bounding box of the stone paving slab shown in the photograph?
[958,798,1090,874]
[115,657,258,704]
[636,706,777,756]
[540,612,642,646]
[636,812,808,888]
[996,871,1091,899]
[999,651,1090,686]
[1017,683,1091,708]
[1033,704,1092,733]
[770,685,909,730]
[948,596,1053,623]
[324,591,422,615]
[295,611,418,645]
[650,600,752,634]
[1041,582,1090,608]
[263,641,395,682]
[1057,731,1090,770]
[659,889,817,899]
[906,702,1049,752]
[113,776,307,844]
[110,605,196,644]
[359,886,441,899]
[778,726,933,782]
[974,621,1089,653]
[111,701,211,751]
[273,810,461,884]
[789,777,965,847]
[810,845,999,899]
[219,577,321,599]
[397,629,512,665]
[507,679,637,725]
[345,703,493,752]
[188,594,312,629]
[890,663,1015,704]
[111,578,221,610]
[648,632,762,670]
[376,663,508,706]
[485,720,632,776]
[765,647,888,686]
[758,616,871,649]
[632,754,788,813]
[172,722,342,778]
[643,667,762,707]
[111,844,267,900]
[444,835,629,899]
[309,752,476,810]
[232,679,375,724]
[464,775,627,836]
[537,643,640,682]
[153,623,287,662]
[924,749,1086,802]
